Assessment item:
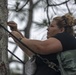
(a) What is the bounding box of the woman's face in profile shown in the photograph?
[47,20,63,38]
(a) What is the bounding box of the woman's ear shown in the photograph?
[60,27,65,33]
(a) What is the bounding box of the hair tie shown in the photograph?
[62,16,67,26]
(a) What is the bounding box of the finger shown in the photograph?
[7,21,17,25]
[7,24,17,27]
[7,23,16,26]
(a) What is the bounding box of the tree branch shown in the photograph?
[48,0,70,6]
[65,2,71,14]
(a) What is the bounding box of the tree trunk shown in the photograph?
[0,0,9,75]
[23,0,33,75]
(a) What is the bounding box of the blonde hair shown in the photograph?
[53,13,76,36]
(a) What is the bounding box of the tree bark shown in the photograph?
[0,0,9,75]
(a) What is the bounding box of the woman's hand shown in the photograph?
[7,21,24,38]
[7,21,18,31]
[11,31,23,39]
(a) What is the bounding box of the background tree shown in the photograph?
[0,0,9,75]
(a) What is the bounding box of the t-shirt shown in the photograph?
[34,32,76,75]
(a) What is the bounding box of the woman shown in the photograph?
[7,13,76,75]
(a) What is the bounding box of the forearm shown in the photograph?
[14,38,34,57]
[13,36,44,54]
[20,38,45,54]
[10,31,34,56]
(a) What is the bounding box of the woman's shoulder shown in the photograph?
[54,32,76,50]
[53,32,66,40]
[55,32,69,36]
[54,32,75,39]
[53,32,76,44]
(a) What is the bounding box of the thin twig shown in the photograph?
[48,0,70,6]
[46,0,50,25]
[16,0,31,12]
[66,2,72,14]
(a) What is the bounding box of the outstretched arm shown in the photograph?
[10,31,63,55]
